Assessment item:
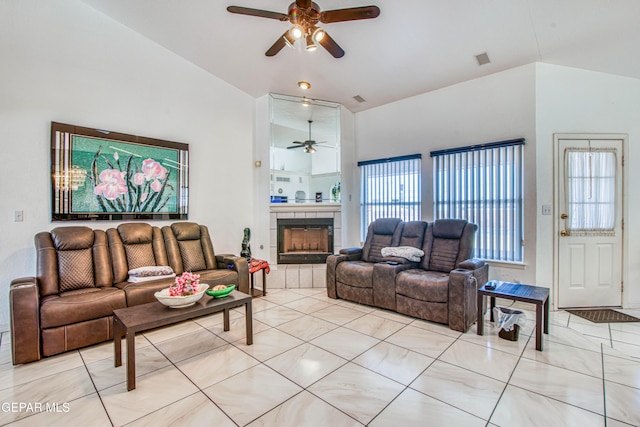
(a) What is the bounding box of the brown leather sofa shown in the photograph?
[9,222,248,365]
[326,218,489,332]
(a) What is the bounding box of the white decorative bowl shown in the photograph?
[154,283,209,308]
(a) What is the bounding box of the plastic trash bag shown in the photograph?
[493,306,527,332]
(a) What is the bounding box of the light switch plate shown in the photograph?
[541,205,552,215]
[14,210,24,222]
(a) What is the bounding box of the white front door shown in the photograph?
[556,136,623,308]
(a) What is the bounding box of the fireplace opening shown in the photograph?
[277,218,333,264]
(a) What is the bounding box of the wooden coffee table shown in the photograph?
[113,290,253,391]
[476,281,549,351]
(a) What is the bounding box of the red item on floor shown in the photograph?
[249,258,270,274]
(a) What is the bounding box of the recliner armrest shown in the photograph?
[457,258,486,270]
[10,277,41,364]
[339,247,363,256]
[448,262,489,332]
[215,254,249,295]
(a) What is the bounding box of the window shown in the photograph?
[564,148,616,235]
[359,154,421,241]
[431,139,524,262]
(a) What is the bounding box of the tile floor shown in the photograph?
[0,288,639,426]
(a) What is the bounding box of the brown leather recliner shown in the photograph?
[107,223,172,306]
[327,218,488,332]
[327,218,428,310]
[162,222,249,294]
[10,227,127,364]
[395,219,489,332]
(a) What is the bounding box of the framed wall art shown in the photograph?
[51,122,189,221]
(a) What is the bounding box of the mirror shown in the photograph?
[270,94,341,204]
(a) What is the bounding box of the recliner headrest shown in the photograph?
[51,227,95,250]
[371,218,402,235]
[401,221,427,238]
[117,223,153,244]
[171,222,202,240]
[432,219,468,239]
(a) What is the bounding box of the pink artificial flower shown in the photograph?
[169,272,200,296]
[94,169,127,200]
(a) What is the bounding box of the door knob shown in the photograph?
[560,230,568,236]
[560,213,568,219]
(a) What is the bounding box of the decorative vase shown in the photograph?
[331,182,341,202]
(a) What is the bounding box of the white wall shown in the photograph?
[535,63,640,308]
[0,0,255,329]
[354,64,538,285]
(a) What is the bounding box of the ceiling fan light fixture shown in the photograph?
[297,81,311,90]
[290,24,304,40]
[305,146,316,154]
[305,34,317,51]
[311,27,325,43]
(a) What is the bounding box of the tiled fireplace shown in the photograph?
[268,204,341,289]
[277,218,334,264]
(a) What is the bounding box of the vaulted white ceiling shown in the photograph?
[81,0,640,113]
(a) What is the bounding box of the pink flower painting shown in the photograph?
[93,169,127,200]
[88,144,174,213]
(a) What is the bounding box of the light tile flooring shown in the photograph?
[0,288,639,426]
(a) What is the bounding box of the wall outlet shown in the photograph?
[14,210,24,222]
[541,204,552,215]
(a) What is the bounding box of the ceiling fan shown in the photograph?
[287,120,324,153]
[227,1,380,58]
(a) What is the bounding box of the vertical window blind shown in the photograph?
[431,139,524,262]
[359,154,421,241]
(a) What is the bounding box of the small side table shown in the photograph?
[477,281,549,351]
[248,258,269,297]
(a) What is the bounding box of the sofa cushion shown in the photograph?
[396,269,449,303]
[57,249,95,292]
[336,261,375,288]
[40,288,126,329]
[118,223,153,244]
[361,218,402,263]
[172,222,202,240]
[429,238,461,273]
[124,243,157,269]
[177,240,207,271]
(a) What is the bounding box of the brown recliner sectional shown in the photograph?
[327,218,489,332]
[9,222,248,365]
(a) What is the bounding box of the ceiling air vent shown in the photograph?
[475,52,490,66]
[353,95,366,103]
[276,176,291,183]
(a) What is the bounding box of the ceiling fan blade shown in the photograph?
[265,32,288,57]
[226,6,289,21]
[320,6,380,23]
[318,32,345,58]
[287,144,306,149]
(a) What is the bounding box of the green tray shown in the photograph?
[205,284,235,298]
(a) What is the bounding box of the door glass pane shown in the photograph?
[565,148,616,234]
